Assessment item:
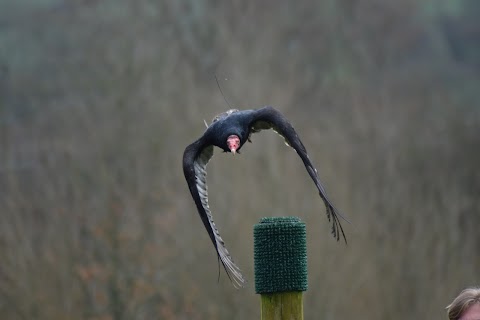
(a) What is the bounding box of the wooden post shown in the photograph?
[254,217,307,320]
[261,292,304,319]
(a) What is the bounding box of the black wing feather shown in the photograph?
[248,106,348,243]
[183,137,246,287]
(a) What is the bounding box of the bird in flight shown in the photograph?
[183,106,347,287]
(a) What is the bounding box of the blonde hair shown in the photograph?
[447,287,480,320]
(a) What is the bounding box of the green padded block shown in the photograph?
[254,217,308,294]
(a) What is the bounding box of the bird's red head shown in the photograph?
[227,135,240,155]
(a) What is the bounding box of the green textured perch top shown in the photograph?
[254,217,308,294]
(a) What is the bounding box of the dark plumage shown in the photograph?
[183,106,347,287]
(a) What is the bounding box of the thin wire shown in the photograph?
[214,74,233,109]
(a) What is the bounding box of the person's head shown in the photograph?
[447,287,480,320]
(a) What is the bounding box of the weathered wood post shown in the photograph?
[254,217,308,320]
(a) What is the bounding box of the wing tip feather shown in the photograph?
[218,252,247,288]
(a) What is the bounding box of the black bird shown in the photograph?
[183,106,347,287]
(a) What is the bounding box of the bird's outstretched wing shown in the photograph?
[248,106,348,242]
[183,138,246,287]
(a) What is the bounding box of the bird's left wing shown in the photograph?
[183,138,246,287]
[248,106,348,242]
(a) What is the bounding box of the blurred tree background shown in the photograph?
[0,0,479,319]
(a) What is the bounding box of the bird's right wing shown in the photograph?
[183,138,246,287]
[247,106,348,243]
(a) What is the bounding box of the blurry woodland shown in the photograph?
[1,0,479,319]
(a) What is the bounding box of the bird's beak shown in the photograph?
[227,135,240,156]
